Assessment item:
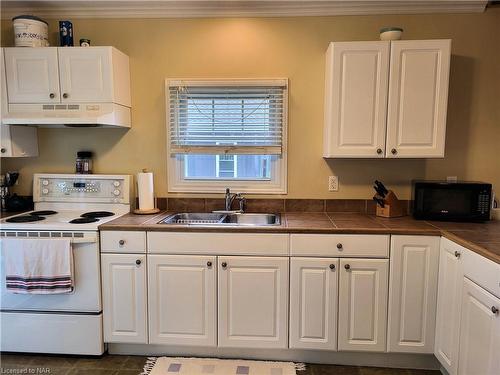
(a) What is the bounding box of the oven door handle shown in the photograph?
[1,236,97,244]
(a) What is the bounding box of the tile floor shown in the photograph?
[0,353,440,375]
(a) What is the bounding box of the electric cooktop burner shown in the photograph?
[30,210,58,216]
[70,217,100,224]
[81,211,115,218]
[6,215,46,223]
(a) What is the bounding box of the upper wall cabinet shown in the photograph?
[3,47,131,128]
[324,39,451,158]
[323,41,390,158]
[4,48,60,104]
[4,47,130,106]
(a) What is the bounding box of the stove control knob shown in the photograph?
[42,180,49,186]
[112,189,121,196]
[42,188,49,195]
[113,181,121,187]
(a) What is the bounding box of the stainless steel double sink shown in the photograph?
[158,212,280,226]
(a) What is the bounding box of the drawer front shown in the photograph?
[461,246,500,299]
[148,232,288,256]
[290,234,389,258]
[101,231,146,253]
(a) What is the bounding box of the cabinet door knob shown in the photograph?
[135,259,142,265]
[492,306,499,315]
[376,148,383,154]
[329,264,336,270]
[391,148,397,155]
[454,251,461,258]
[119,239,125,245]
[337,243,343,249]
[63,93,69,99]
[207,261,212,267]
[344,264,350,270]
[221,262,227,268]
[49,93,55,99]
[0,148,6,154]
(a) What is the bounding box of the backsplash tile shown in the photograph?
[285,199,325,212]
[244,199,285,213]
[168,198,206,213]
[325,199,366,213]
[149,197,411,215]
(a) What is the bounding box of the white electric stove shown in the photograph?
[0,173,131,355]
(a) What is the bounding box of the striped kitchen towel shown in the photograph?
[2,238,74,294]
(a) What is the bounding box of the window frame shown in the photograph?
[166,79,288,194]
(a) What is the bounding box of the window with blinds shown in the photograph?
[166,79,288,194]
[168,80,287,155]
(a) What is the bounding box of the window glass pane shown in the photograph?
[184,154,216,178]
[184,154,272,180]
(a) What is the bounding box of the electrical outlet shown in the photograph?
[446,176,458,183]
[328,176,339,192]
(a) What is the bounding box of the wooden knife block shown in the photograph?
[376,191,405,218]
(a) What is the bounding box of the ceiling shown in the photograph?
[0,0,490,19]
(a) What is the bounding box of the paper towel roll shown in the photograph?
[137,171,155,210]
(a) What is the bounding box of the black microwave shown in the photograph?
[412,181,492,222]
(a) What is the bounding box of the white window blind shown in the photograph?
[168,80,287,155]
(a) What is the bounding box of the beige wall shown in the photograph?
[2,9,499,199]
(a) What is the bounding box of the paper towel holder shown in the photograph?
[133,168,161,215]
[133,207,160,215]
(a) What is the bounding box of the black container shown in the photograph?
[75,151,93,174]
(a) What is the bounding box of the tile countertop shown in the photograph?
[99,212,500,265]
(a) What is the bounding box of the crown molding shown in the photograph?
[0,0,489,20]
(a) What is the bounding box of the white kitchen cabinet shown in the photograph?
[148,255,217,347]
[434,238,464,375]
[324,39,451,159]
[388,236,440,353]
[218,256,289,349]
[0,125,38,157]
[101,254,148,344]
[323,41,390,158]
[0,48,38,157]
[338,258,389,352]
[386,40,451,158]
[458,277,500,375]
[289,258,338,350]
[58,47,130,106]
[4,47,60,104]
[4,47,130,107]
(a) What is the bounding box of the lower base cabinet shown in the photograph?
[388,236,440,353]
[148,255,217,347]
[338,258,389,352]
[434,238,463,374]
[101,254,148,344]
[289,258,339,350]
[458,278,500,375]
[218,256,289,349]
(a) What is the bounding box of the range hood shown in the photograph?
[2,102,131,128]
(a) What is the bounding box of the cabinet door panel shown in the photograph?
[386,40,451,158]
[434,238,464,375]
[388,236,439,353]
[338,258,388,352]
[148,255,216,347]
[4,47,60,103]
[218,256,288,348]
[458,278,500,375]
[289,258,338,350]
[324,41,389,158]
[58,47,112,103]
[101,254,147,344]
